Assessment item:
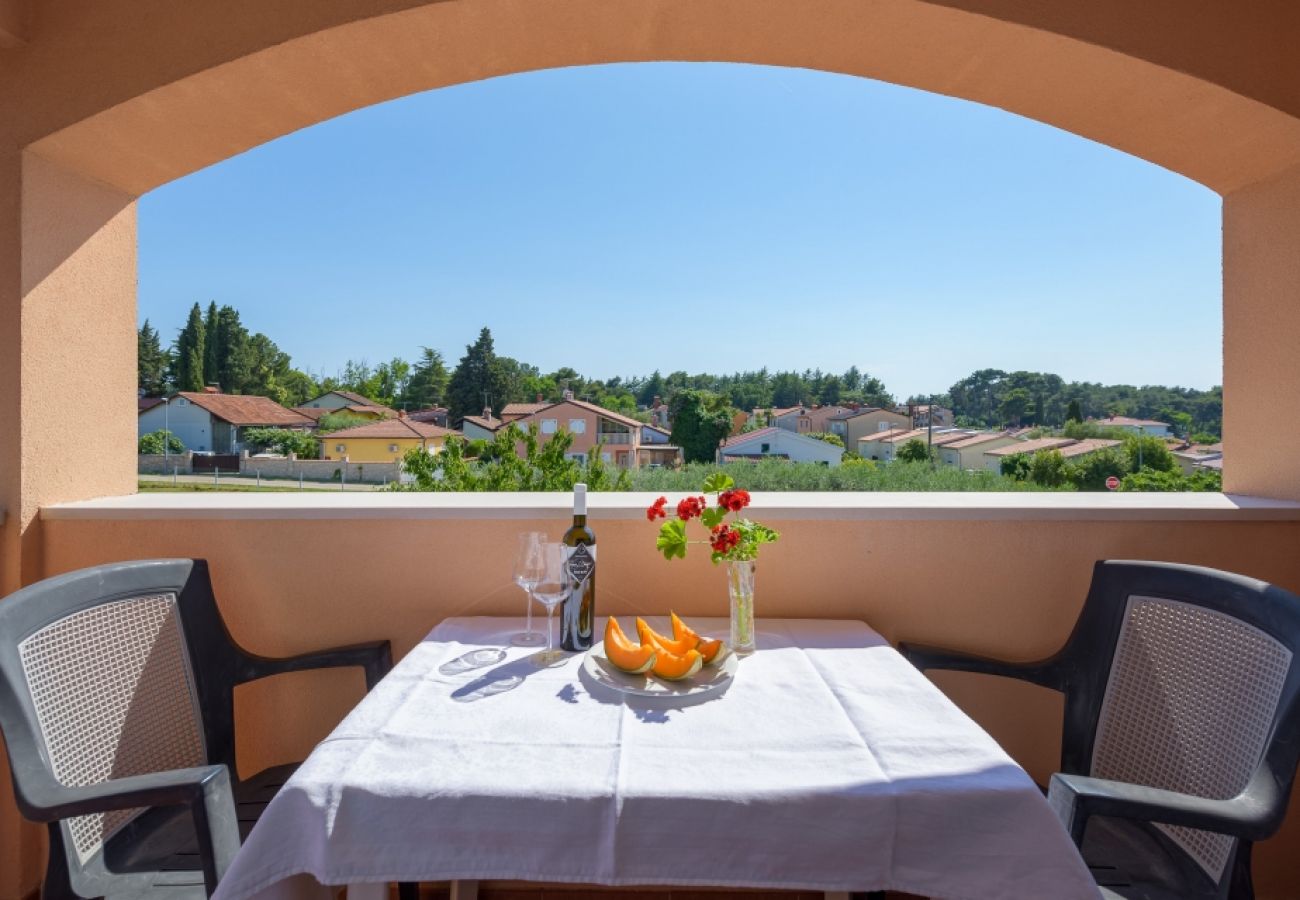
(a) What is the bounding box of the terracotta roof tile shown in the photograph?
[461,415,504,431]
[1057,438,1122,458]
[177,392,314,428]
[985,437,1077,457]
[320,419,453,440]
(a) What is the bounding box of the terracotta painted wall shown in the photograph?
[37,507,1300,898]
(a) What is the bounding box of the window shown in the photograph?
[541,418,558,434]
[761,443,770,453]
[878,421,890,431]
[335,444,346,453]
[176,398,188,406]
[388,443,399,452]
[569,418,586,434]
[601,452,611,462]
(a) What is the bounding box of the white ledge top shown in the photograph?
[40,491,1300,522]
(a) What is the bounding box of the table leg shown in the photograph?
[449,881,479,900]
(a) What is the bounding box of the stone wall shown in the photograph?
[137,452,400,484]
[138,452,192,474]
[241,454,400,484]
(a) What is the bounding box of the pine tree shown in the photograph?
[403,348,449,409]
[447,327,509,421]
[137,320,169,395]
[202,301,220,387]
[170,303,206,392]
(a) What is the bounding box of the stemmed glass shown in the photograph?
[511,532,548,647]
[530,542,570,667]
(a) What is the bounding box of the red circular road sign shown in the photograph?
[1105,475,1120,491]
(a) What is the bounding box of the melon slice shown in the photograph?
[652,647,704,681]
[672,612,724,665]
[636,616,697,656]
[604,618,656,674]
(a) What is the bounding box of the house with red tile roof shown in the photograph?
[297,389,396,418]
[137,389,314,453]
[719,427,843,466]
[320,416,454,462]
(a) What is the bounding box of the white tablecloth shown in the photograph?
[213,617,1100,900]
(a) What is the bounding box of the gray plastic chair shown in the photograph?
[0,559,392,899]
[901,560,1300,900]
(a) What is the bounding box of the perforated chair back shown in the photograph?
[1090,594,1292,882]
[1054,561,1300,895]
[18,592,207,863]
[0,559,248,897]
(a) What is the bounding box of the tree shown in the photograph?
[1124,436,1177,474]
[242,427,319,458]
[896,438,935,463]
[318,411,377,433]
[139,429,184,454]
[1000,453,1032,481]
[1065,399,1083,423]
[805,432,844,448]
[1068,448,1128,491]
[400,423,630,492]
[203,301,220,386]
[211,305,252,392]
[170,302,206,392]
[769,372,808,408]
[137,320,169,395]
[447,327,510,421]
[403,347,450,409]
[668,390,734,464]
[1027,449,1071,488]
[999,387,1033,426]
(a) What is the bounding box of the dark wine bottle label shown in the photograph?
[566,543,595,585]
[560,543,596,651]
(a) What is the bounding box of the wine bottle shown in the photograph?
[560,482,596,651]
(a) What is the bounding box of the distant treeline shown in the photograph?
[139,310,1222,438]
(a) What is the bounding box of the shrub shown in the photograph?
[896,438,935,463]
[1120,468,1222,492]
[1028,449,1073,488]
[243,427,319,458]
[139,429,184,454]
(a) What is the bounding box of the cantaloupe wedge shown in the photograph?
[604,618,656,674]
[636,616,697,656]
[671,612,724,665]
[652,647,703,681]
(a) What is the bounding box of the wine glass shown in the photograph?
[530,542,570,667]
[511,532,548,647]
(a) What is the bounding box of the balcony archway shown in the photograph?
[7,2,1300,894]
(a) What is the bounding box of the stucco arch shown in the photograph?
[7,2,1300,896]
[20,0,1300,196]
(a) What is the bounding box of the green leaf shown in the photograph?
[656,519,688,561]
[700,506,726,529]
[702,472,734,494]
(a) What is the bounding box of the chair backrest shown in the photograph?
[0,560,241,878]
[1058,561,1300,887]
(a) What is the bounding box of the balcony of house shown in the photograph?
[596,430,634,445]
[9,3,1300,899]
[26,490,1300,897]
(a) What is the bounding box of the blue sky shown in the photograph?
[138,62,1222,400]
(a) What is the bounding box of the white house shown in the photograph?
[138,390,314,453]
[938,432,1022,470]
[1092,416,1171,438]
[718,427,843,466]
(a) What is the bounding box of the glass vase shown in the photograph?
[727,560,757,656]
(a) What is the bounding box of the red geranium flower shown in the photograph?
[710,524,742,554]
[676,496,705,521]
[717,488,751,512]
[646,496,668,521]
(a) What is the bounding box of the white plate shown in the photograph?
[582,640,738,698]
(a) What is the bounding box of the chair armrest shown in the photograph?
[898,641,1064,690]
[20,764,239,895]
[239,640,393,691]
[1048,772,1277,845]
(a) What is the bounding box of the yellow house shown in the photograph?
[320,417,452,462]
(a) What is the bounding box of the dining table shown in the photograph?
[211,616,1101,900]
